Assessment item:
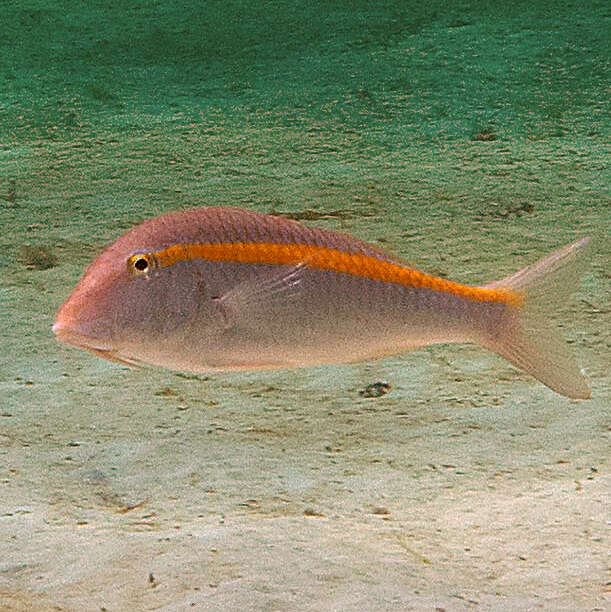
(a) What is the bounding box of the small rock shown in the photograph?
[359,381,392,398]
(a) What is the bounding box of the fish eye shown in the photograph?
[134,257,148,271]
[127,253,156,276]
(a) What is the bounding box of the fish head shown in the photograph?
[53,236,210,367]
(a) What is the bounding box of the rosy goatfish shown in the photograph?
[53,207,591,399]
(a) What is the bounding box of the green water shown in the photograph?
[2,1,608,140]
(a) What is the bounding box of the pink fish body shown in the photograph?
[53,207,591,399]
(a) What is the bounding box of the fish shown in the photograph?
[53,207,591,399]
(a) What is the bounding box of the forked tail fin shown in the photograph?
[479,238,591,399]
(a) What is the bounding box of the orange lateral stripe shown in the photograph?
[153,242,522,306]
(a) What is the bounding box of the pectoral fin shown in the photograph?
[213,263,308,332]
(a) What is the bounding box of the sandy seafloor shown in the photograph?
[1,183,609,612]
[1,3,610,610]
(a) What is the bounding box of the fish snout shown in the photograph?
[53,290,115,352]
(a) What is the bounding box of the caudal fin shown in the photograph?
[479,238,591,399]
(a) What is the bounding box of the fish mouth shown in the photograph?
[52,321,141,367]
[53,321,112,351]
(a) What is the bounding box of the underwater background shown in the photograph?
[1,1,609,610]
